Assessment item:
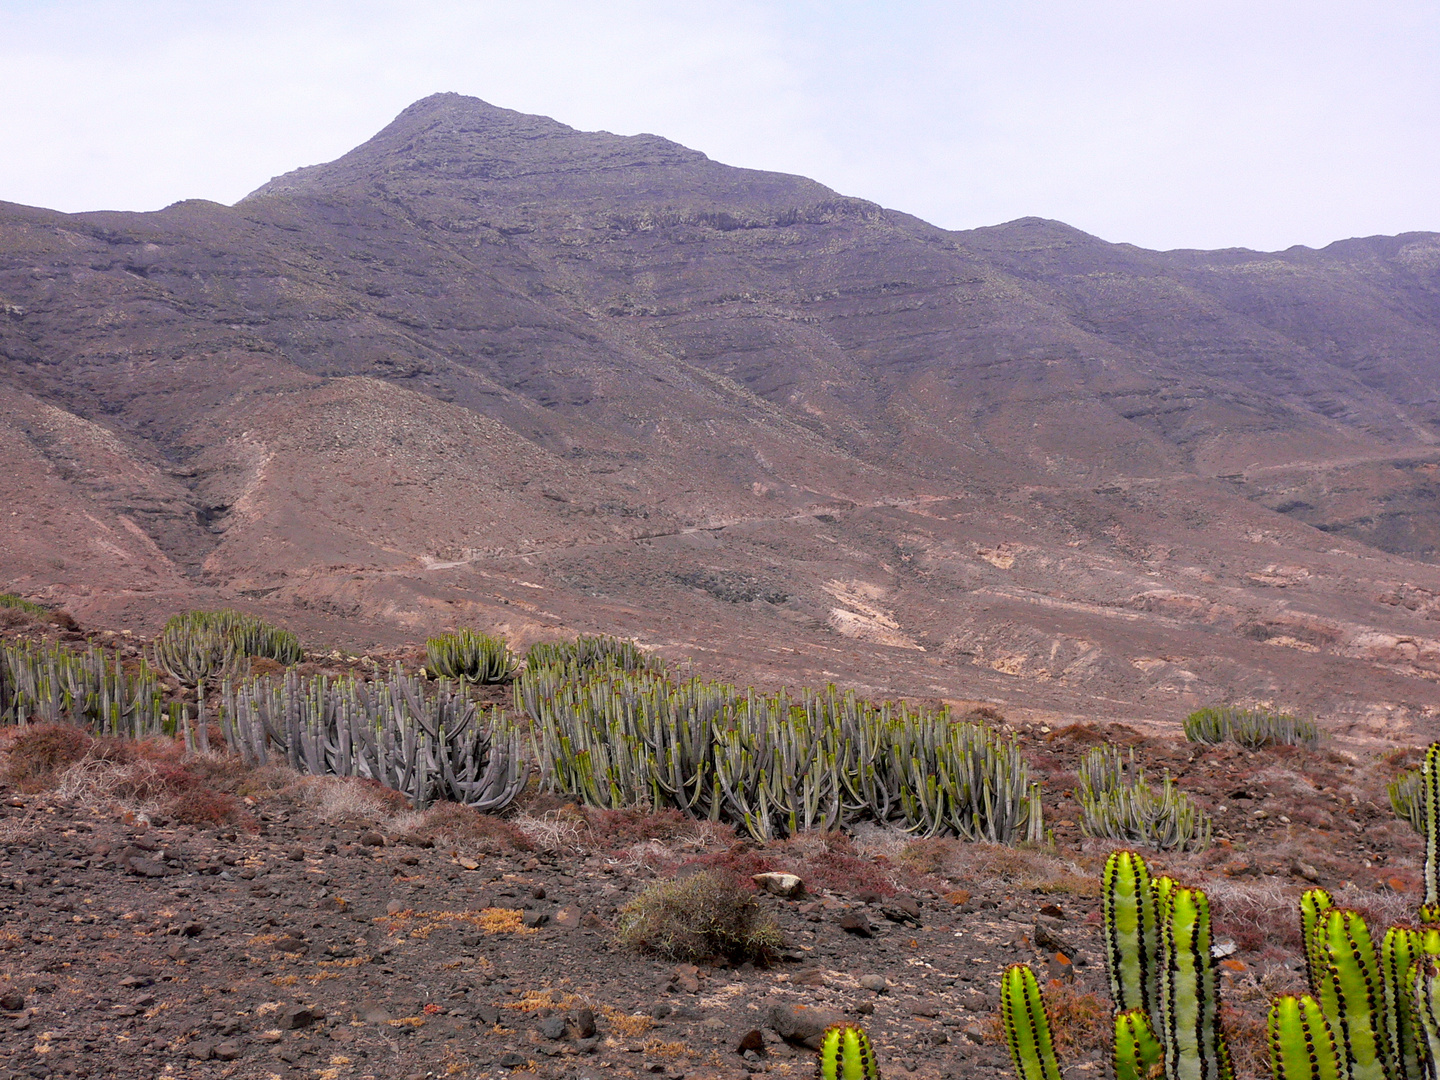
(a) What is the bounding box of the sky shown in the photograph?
[1,0,1436,252]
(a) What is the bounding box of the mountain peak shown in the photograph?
[242,93,710,202]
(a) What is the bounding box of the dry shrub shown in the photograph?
[1206,880,1302,953]
[392,802,532,854]
[46,738,254,827]
[678,845,777,883]
[905,838,1098,897]
[1222,1003,1269,1079]
[512,808,589,853]
[234,763,300,799]
[582,806,732,852]
[616,868,783,963]
[983,981,1110,1061]
[2,723,93,791]
[288,775,409,824]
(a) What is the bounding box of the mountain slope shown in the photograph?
[3,93,1440,739]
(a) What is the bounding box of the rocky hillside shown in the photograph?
[3,94,1440,737]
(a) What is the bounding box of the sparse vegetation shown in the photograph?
[615,868,782,963]
[1183,705,1319,749]
[1074,744,1212,851]
[150,609,302,687]
[426,629,517,684]
[524,634,660,673]
[0,593,46,616]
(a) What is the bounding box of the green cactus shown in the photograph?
[1157,884,1235,1080]
[1310,908,1387,1080]
[1413,958,1440,1080]
[1424,743,1440,907]
[1001,964,1062,1080]
[1268,995,1344,1080]
[1182,705,1318,749]
[151,609,302,687]
[426,629,517,684]
[1420,905,1440,927]
[817,1023,881,1080]
[1302,890,1336,995]
[1103,850,1163,1022]
[1381,926,1425,1080]
[1115,1009,1165,1080]
[1391,770,1426,834]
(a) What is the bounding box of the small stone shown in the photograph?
[181,922,205,937]
[359,831,386,847]
[213,1041,241,1061]
[553,907,582,929]
[752,873,804,899]
[522,910,549,928]
[276,1004,322,1030]
[737,1029,766,1054]
[651,1002,674,1020]
[530,885,547,900]
[567,1007,597,1039]
[273,935,309,954]
[766,1001,845,1049]
[189,1040,216,1060]
[1,990,24,1011]
[837,912,874,937]
[673,964,702,994]
[538,1015,569,1040]
[458,857,481,871]
[386,900,407,915]
[288,847,305,861]
[499,1051,529,1067]
[858,975,887,994]
[127,856,168,878]
[912,1002,941,1018]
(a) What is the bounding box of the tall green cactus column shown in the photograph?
[1424,744,1440,907]
[818,1023,881,1080]
[1115,1009,1165,1080]
[1104,850,1163,1024]
[1269,995,1344,1080]
[1158,885,1235,1080]
[1002,964,1063,1080]
[1312,908,1388,1080]
[1381,925,1425,1080]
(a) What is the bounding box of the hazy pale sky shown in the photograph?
[1,0,1435,251]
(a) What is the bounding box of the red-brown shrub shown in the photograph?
[405,802,533,853]
[2,723,93,791]
[168,786,253,828]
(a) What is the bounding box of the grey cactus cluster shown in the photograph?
[515,662,1044,843]
[1183,705,1319,749]
[150,609,303,687]
[219,667,529,811]
[524,634,660,673]
[1,640,181,737]
[1074,745,1213,851]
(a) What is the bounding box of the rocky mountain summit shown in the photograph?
[3,94,1440,737]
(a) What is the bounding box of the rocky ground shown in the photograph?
[0,715,1427,1080]
[0,607,1430,1080]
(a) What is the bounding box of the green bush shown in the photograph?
[0,593,47,616]
[1075,745,1211,851]
[151,609,302,687]
[615,869,782,963]
[426,629,517,684]
[1183,705,1318,749]
[524,634,659,673]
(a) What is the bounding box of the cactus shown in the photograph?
[1077,769,1212,851]
[0,593,47,615]
[1302,890,1337,995]
[1424,744,1440,907]
[1391,770,1426,834]
[1414,959,1440,1080]
[1157,884,1234,1080]
[1103,850,1163,1022]
[525,635,660,673]
[1182,706,1318,749]
[1115,1009,1165,1080]
[518,664,1043,843]
[1268,995,1344,1080]
[1382,926,1425,1080]
[151,609,302,687]
[426,629,517,684]
[2,640,179,737]
[1001,964,1063,1080]
[817,1023,881,1080]
[1310,908,1387,1080]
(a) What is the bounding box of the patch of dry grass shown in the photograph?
[616,868,782,963]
